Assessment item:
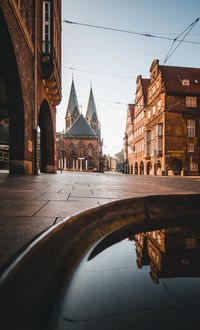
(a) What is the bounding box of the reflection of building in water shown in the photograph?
[130,226,200,284]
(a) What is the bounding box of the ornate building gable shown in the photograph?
[65,79,80,131]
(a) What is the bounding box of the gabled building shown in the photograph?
[145,59,200,176]
[124,104,134,174]
[127,59,200,176]
[133,76,150,175]
[57,81,103,172]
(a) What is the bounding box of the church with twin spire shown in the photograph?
[57,79,103,172]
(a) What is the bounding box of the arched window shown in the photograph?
[78,142,85,156]
[69,143,74,155]
[88,144,93,157]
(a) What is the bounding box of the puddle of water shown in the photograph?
[49,224,200,330]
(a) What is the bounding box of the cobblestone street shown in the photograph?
[0,170,200,273]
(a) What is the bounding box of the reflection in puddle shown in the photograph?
[50,224,200,330]
[130,226,200,284]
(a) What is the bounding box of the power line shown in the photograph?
[62,92,128,106]
[63,19,200,45]
[64,65,135,80]
[164,17,200,64]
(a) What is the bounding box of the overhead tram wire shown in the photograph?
[64,65,136,80]
[164,17,200,64]
[63,19,200,45]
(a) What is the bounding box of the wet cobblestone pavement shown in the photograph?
[0,170,200,273]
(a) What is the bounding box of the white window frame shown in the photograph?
[182,79,190,86]
[187,119,195,137]
[157,233,161,245]
[190,156,198,171]
[186,97,197,107]
[158,99,161,111]
[42,1,51,54]
[187,143,194,152]
[148,110,151,119]
[153,106,156,115]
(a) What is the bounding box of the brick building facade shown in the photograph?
[131,225,200,284]
[125,59,200,176]
[57,80,103,172]
[124,104,134,174]
[0,0,61,174]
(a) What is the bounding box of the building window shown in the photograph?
[157,233,161,245]
[153,106,156,115]
[158,123,163,136]
[42,1,51,54]
[186,97,196,107]
[185,238,197,249]
[187,143,194,152]
[182,79,190,86]
[158,99,161,111]
[190,156,198,171]
[148,110,151,119]
[69,144,74,155]
[157,80,159,89]
[153,85,155,94]
[88,144,93,157]
[187,119,195,137]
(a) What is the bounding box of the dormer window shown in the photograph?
[182,79,190,86]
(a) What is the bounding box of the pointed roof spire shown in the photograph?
[86,87,98,122]
[66,79,80,117]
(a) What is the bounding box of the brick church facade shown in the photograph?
[57,80,103,172]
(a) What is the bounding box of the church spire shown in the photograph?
[86,87,98,123]
[85,87,101,137]
[65,79,80,132]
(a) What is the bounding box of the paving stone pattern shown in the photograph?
[0,170,200,273]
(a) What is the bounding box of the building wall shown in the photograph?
[0,0,61,174]
[57,136,100,171]
[125,104,134,174]
[129,59,200,176]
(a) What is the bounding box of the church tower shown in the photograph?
[85,87,101,137]
[65,79,80,132]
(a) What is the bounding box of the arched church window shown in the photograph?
[78,142,85,156]
[88,144,93,157]
[69,143,74,155]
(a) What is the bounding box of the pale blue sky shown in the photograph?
[57,0,200,156]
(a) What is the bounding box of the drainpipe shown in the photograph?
[33,0,38,174]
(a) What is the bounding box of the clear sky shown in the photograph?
[57,0,200,156]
